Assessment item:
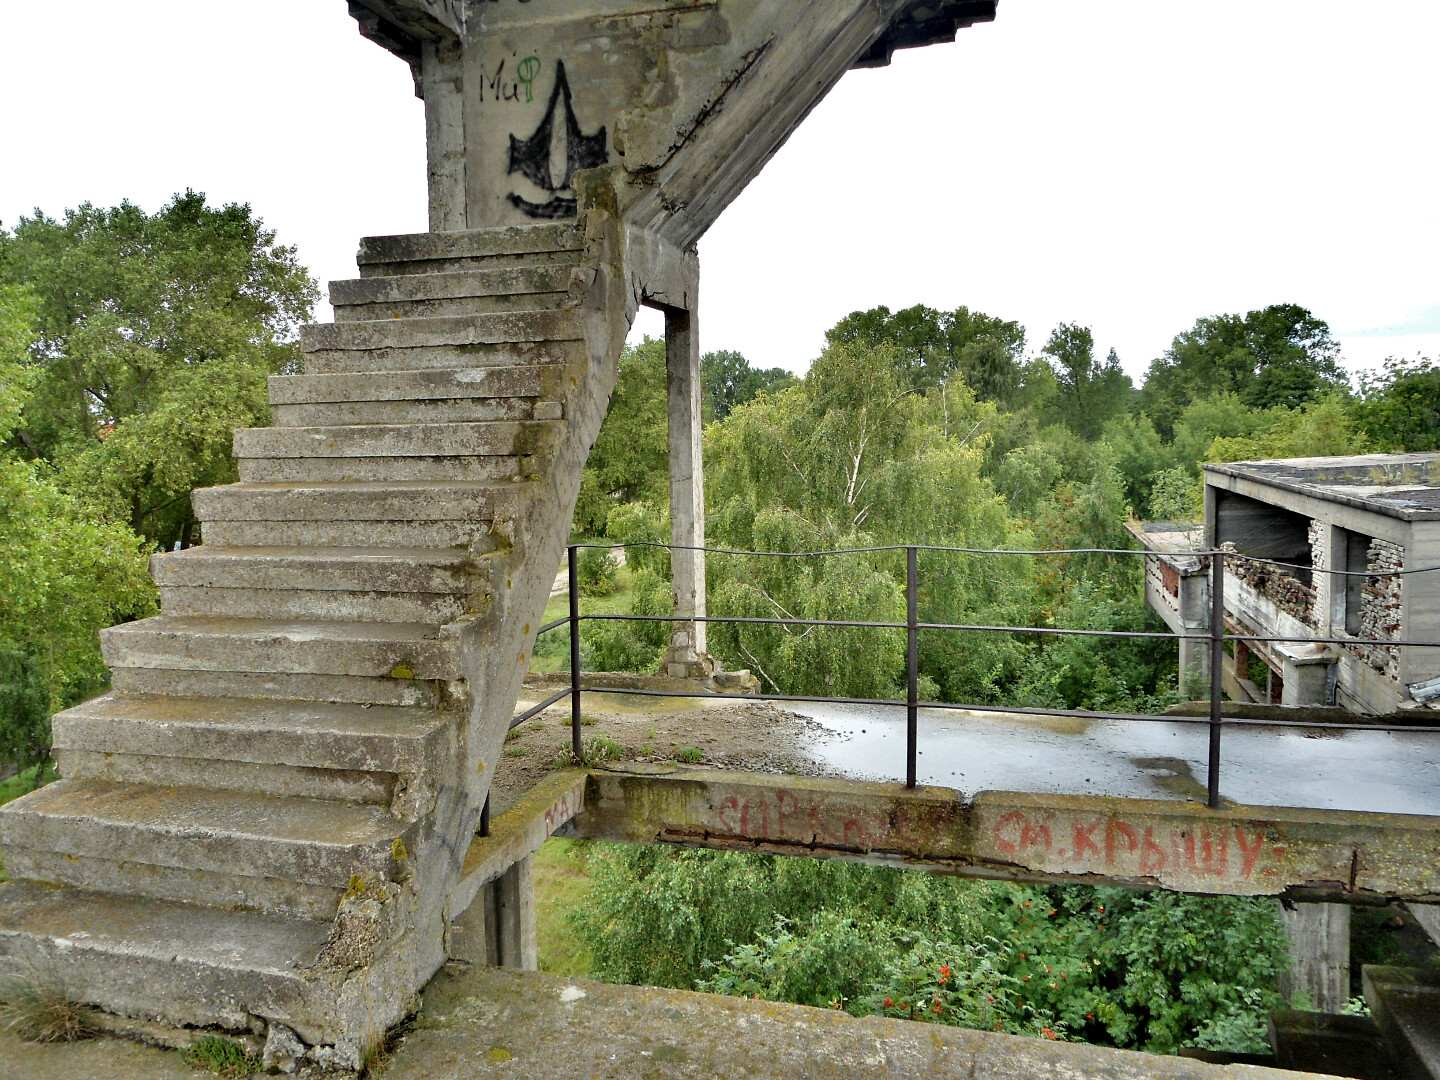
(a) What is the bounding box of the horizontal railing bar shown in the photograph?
[544,685,1440,734]
[536,616,569,636]
[567,539,1440,577]
[533,613,1439,649]
[509,686,573,729]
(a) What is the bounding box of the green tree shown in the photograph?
[1353,357,1440,451]
[1042,325,1134,440]
[0,192,317,550]
[701,350,794,423]
[826,303,1026,396]
[572,845,1290,1054]
[575,336,670,534]
[0,285,156,779]
[1141,305,1347,437]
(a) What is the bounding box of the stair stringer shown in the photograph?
[315,196,637,1065]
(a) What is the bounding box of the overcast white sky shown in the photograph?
[2,1,1436,382]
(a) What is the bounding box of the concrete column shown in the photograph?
[496,855,539,971]
[447,856,538,971]
[1178,570,1210,697]
[421,39,466,233]
[1279,902,1351,1013]
[662,303,715,678]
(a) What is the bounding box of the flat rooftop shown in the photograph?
[1203,452,1440,521]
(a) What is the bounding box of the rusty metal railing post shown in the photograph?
[906,546,919,789]
[570,544,583,762]
[1207,549,1225,809]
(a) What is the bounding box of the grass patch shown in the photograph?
[0,763,56,808]
[184,1035,257,1077]
[0,963,95,1044]
[504,746,527,757]
[674,747,704,764]
[534,839,593,977]
[530,569,635,676]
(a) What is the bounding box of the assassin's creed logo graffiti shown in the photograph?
[507,60,608,220]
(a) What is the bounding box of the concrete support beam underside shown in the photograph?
[570,765,1440,903]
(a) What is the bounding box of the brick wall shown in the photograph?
[1224,543,1317,625]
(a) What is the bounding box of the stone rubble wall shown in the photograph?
[1351,538,1404,680]
[1223,542,1317,626]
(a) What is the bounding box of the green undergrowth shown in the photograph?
[534,839,594,977]
[529,563,636,676]
[185,1035,257,1077]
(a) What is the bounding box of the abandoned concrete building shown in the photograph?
[2,3,1439,1078]
[1132,452,1440,716]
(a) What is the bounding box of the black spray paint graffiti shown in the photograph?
[507,60,608,220]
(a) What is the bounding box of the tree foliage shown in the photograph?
[0,191,317,550]
[1140,304,1345,438]
[701,349,794,423]
[0,285,156,780]
[572,845,1289,1054]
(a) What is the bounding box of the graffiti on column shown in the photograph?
[507,59,609,220]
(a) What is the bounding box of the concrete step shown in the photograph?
[192,479,522,550]
[194,479,518,526]
[269,367,558,427]
[271,367,546,405]
[300,311,582,356]
[0,881,337,1038]
[111,667,450,709]
[303,338,586,375]
[272,397,558,427]
[1269,1009,1400,1079]
[151,546,482,595]
[356,224,583,278]
[234,420,545,462]
[101,616,462,683]
[331,264,575,313]
[1364,966,1440,1080]
[0,780,416,917]
[157,584,472,625]
[236,453,528,485]
[51,693,456,809]
[332,290,571,323]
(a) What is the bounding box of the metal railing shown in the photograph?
[508,541,1440,812]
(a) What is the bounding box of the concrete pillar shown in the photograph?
[421,39,466,233]
[1278,645,1333,707]
[1279,902,1351,1013]
[662,303,716,679]
[447,856,538,971]
[496,855,539,971]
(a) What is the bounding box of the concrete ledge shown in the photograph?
[572,765,1440,902]
[386,964,1339,1080]
[453,770,586,917]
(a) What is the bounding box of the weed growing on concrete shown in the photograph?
[184,1035,256,1077]
[583,736,626,765]
[0,963,95,1043]
[361,1010,417,1078]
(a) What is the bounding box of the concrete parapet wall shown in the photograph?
[572,765,1440,902]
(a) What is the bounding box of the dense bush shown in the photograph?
[571,844,1290,1054]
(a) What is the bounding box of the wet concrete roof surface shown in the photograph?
[792,703,1440,816]
[1204,452,1440,520]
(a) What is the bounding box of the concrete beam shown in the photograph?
[572,764,1440,903]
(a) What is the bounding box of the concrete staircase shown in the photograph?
[0,216,627,1069]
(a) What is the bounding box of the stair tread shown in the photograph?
[106,614,448,644]
[269,366,544,405]
[154,545,474,567]
[56,691,455,746]
[330,265,574,306]
[357,224,583,265]
[0,880,329,974]
[0,779,413,849]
